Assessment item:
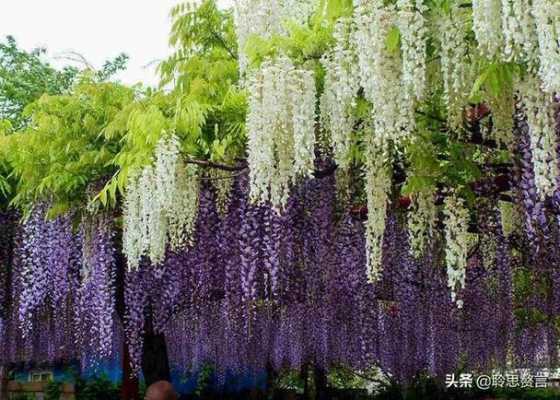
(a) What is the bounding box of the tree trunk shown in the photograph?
[141,309,171,387]
[0,365,7,400]
[121,345,140,400]
[302,364,310,400]
[313,367,328,400]
[265,362,278,399]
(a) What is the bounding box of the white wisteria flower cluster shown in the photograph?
[397,0,428,100]
[209,168,235,216]
[473,0,558,93]
[353,2,416,150]
[233,0,315,74]
[443,193,469,308]
[439,9,472,131]
[480,233,497,268]
[234,0,283,74]
[518,75,559,200]
[247,56,316,210]
[472,0,504,58]
[167,163,200,250]
[364,139,392,283]
[532,0,560,94]
[501,0,539,65]
[408,187,437,258]
[487,88,515,146]
[320,18,359,170]
[123,134,199,270]
[499,200,520,237]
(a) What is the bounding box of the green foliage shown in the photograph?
[97,86,246,207]
[194,363,214,397]
[244,22,334,69]
[75,375,120,400]
[96,53,130,82]
[160,0,238,88]
[402,133,442,195]
[0,0,531,220]
[385,25,401,54]
[402,127,481,207]
[0,36,79,131]
[44,380,62,400]
[11,395,35,400]
[161,0,247,163]
[0,1,249,214]
[328,366,381,390]
[494,388,560,399]
[241,0,354,70]
[0,36,130,210]
[3,79,135,215]
[0,37,129,132]
[91,0,248,208]
[274,369,306,393]
[315,0,354,22]
[512,267,556,331]
[469,60,518,103]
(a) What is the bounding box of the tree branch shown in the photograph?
[185,158,339,179]
[210,31,237,60]
[185,158,247,171]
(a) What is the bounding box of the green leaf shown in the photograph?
[385,25,401,53]
[98,188,107,206]
[469,70,489,101]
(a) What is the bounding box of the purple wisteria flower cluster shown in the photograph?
[0,208,121,368]
[119,171,559,384]
[3,117,560,383]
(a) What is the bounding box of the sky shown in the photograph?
[0,0,233,87]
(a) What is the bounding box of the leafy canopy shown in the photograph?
[2,0,525,214]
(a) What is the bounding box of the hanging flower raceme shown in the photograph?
[477,203,499,269]
[499,200,521,237]
[353,2,415,147]
[443,193,469,307]
[209,168,235,216]
[123,134,199,269]
[531,0,560,94]
[501,0,539,65]
[18,206,76,337]
[233,0,281,74]
[408,187,437,258]
[364,139,391,283]
[1,173,539,381]
[75,214,116,363]
[167,162,199,249]
[123,264,148,374]
[516,117,542,248]
[438,7,471,131]
[0,210,15,323]
[517,75,559,200]
[7,205,81,365]
[320,18,359,170]
[18,205,50,336]
[397,0,428,100]
[233,0,315,74]
[487,87,515,146]
[472,0,504,59]
[123,170,143,270]
[141,165,167,265]
[246,56,316,210]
